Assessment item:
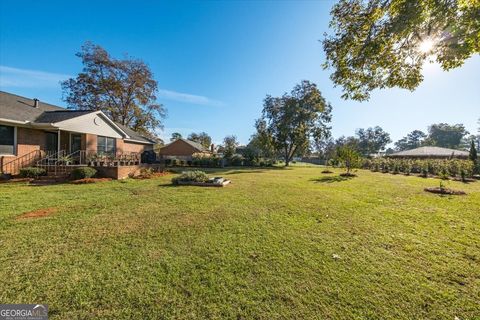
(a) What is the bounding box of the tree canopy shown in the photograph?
[258,80,332,166]
[394,130,427,151]
[170,132,182,142]
[248,119,277,159]
[336,144,361,174]
[188,132,212,149]
[425,123,469,149]
[323,0,480,101]
[356,126,391,155]
[62,42,166,138]
[223,135,239,159]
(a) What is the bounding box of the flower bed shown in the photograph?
[172,171,231,187]
[71,178,112,184]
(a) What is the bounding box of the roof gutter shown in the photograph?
[29,122,58,129]
[0,118,28,125]
[124,138,155,145]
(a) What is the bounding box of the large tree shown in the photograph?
[394,130,427,151]
[259,81,332,166]
[356,126,391,155]
[62,42,166,137]
[425,123,469,149]
[323,0,480,101]
[223,135,239,159]
[188,132,212,149]
[249,119,277,159]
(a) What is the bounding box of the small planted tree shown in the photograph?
[336,145,361,176]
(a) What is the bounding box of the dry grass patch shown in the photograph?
[16,207,57,219]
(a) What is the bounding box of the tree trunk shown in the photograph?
[284,147,290,166]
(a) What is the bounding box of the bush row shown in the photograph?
[18,167,98,180]
[164,157,276,167]
[363,158,475,178]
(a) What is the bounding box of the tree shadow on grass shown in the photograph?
[310,175,354,183]
[158,183,177,188]
[226,170,266,175]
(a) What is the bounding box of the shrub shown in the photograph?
[172,170,209,184]
[230,154,243,166]
[366,158,474,178]
[19,167,46,178]
[137,168,155,178]
[71,167,97,180]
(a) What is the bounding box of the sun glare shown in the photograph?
[419,38,435,54]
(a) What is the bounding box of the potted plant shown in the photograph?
[59,155,73,165]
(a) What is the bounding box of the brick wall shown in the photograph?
[1,127,47,174]
[122,141,152,154]
[159,140,199,157]
[94,164,163,179]
[86,134,97,152]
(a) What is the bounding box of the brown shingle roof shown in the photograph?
[0,90,63,122]
[390,146,469,158]
[0,91,154,144]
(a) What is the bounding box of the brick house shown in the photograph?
[0,91,155,177]
[158,138,212,160]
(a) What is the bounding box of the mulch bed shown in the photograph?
[321,170,334,174]
[339,173,357,177]
[0,178,33,184]
[16,207,57,219]
[424,187,466,195]
[133,172,170,180]
[71,178,112,184]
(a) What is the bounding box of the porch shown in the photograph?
[1,128,142,176]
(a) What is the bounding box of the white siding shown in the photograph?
[55,113,124,138]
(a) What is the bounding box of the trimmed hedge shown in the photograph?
[71,167,97,180]
[19,167,46,178]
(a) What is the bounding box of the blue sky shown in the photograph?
[1,0,479,145]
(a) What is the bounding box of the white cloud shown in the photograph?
[0,65,71,88]
[157,89,224,107]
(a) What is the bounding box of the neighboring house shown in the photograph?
[388,146,469,159]
[0,91,155,175]
[159,138,212,160]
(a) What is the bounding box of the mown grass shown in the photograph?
[0,167,479,319]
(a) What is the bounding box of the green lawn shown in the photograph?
[0,167,479,319]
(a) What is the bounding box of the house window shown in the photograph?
[0,124,15,155]
[97,136,116,155]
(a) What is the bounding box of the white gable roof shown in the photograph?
[55,112,125,139]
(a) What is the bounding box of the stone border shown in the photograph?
[175,180,231,187]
